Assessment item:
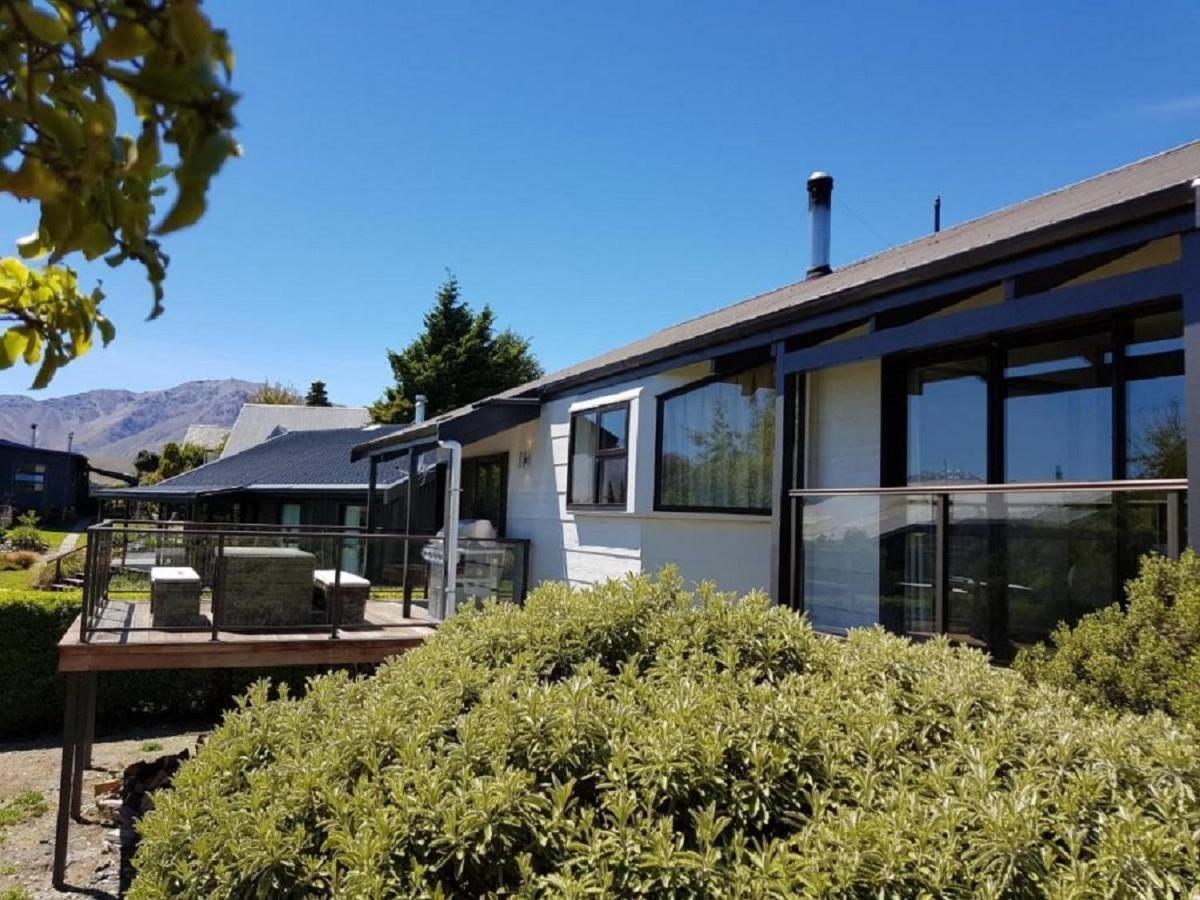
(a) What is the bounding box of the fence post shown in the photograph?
[211,533,224,641]
[331,537,343,639]
[934,493,949,637]
[1168,489,1183,560]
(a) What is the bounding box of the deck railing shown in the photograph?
[789,479,1186,657]
[79,520,531,643]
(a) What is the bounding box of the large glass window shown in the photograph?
[1004,332,1113,483]
[1126,309,1185,478]
[568,403,628,507]
[657,363,775,512]
[906,356,988,485]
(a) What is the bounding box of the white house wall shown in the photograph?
[461,361,773,596]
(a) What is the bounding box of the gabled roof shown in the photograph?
[95,426,408,501]
[355,141,1200,459]
[182,424,230,449]
[220,404,372,458]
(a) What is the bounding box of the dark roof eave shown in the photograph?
[351,398,541,460]
[91,485,242,501]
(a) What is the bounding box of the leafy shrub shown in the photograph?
[131,572,1200,898]
[0,592,344,735]
[5,512,47,552]
[0,551,38,571]
[1016,551,1200,728]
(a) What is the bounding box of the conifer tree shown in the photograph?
[371,275,542,423]
[305,381,332,407]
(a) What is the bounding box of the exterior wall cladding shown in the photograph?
[460,361,773,595]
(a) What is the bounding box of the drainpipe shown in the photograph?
[438,439,462,619]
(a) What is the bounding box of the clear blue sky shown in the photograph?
[2,0,1199,405]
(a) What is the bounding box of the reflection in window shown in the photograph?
[906,357,988,484]
[14,464,45,492]
[1127,310,1185,478]
[569,404,628,507]
[1005,333,1112,482]
[658,363,775,512]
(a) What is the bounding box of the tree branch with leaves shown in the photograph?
[0,0,238,386]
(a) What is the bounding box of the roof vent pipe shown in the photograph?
[29,423,37,448]
[414,394,427,424]
[806,171,834,278]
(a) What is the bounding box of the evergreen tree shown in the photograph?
[305,381,332,407]
[133,450,161,475]
[371,275,543,423]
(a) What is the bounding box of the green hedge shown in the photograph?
[131,572,1200,898]
[0,592,343,736]
[1016,551,1200,728]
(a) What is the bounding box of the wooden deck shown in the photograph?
[58,598,436,672]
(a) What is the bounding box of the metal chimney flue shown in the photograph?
[806,171,834,278]
[414,394,427,424]
[29,423,37,448]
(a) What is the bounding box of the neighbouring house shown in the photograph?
[90,425,519,583]
[0,439,90,524]
[181,423,231,462]
[220,404,371,458]
[350,142,1200,659]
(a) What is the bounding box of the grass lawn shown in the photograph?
[0,527,89,592]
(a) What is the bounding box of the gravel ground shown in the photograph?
[0,723,210,899]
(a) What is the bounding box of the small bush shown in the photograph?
[1016,551,1200,728]
[5,512,46,552]
[0,552,38,571]
[131,572,1200,898]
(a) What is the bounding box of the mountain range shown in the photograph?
[0,379,260,469]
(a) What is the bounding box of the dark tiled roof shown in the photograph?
[99,427,408,498]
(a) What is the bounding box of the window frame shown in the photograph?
[653,364,776,516]
[566,401,630,509]
[882,301,1183,487]
[13,463,46,493]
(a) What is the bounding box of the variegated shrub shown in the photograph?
[131,572,1200,898]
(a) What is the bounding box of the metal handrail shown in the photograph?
[78,520,533,642]
[790,478,1187,498]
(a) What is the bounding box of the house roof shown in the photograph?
[95,426,408,501]
[353,140,1200,459]
[182,424,230,449]
[0,438,86,462]
[220,404,372,458]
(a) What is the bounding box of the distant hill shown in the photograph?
[0,379,260,467]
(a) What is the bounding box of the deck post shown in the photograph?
[402,450,416,618]
[1184,227,1200,548]
[52,673,82,890]
[79,671,97,770]
[364,456,378,574]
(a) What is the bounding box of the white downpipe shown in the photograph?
[439,439,462,618]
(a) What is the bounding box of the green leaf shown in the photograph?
[95,21,157,60]
[30,351,57,388]
[0,328,30,368]
[12,2,69,44]
[15,230,46,260]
